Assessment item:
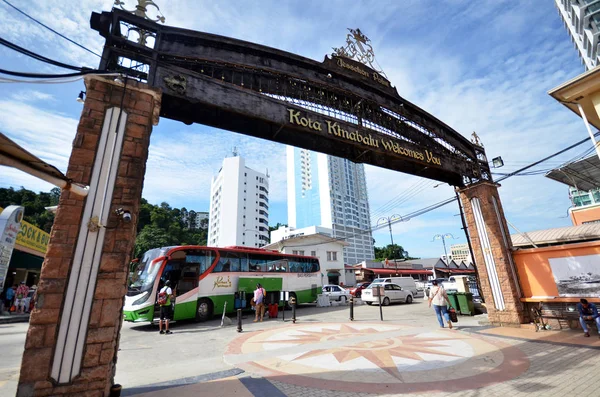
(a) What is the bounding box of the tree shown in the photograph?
[374,244,410,261]
[134,225,173,257]
[0,187,57,233]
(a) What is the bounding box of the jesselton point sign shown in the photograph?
[0,207,49,255]
[287,108,442,166]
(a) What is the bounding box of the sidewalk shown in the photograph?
[123,321,600,397]
[0,312,29,324]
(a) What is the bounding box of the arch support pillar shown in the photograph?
[458,181,526,326]
[17,76,161,396]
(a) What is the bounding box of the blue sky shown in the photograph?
[0,0,591,259]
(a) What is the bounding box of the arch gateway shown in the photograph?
[17,7,525,396]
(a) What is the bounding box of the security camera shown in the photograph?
[114,208,132,223]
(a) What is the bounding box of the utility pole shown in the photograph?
[378,215,402,275]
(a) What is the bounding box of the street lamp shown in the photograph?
[377,214,403,275]
[431,233,459,263]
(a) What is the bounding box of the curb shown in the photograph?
[0,314,30,324]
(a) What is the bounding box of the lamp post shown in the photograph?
[377,215,403,275]
[431,233,459,263]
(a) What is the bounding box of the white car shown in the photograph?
[361,282,414,306]
[322,284,351,303]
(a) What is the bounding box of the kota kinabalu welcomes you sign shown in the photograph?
[287,108,442,166]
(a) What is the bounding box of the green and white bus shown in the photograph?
[124,245,322,322]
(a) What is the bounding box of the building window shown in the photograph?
[311,251,316,257]
[326,251,338,261]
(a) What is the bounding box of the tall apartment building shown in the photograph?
[193,212,209,230]
[287,147,374,265]
[207,155,269,248]
[555,0,600,70]
[181,210,209,230]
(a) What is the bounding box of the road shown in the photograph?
[0,322,27,395]
[1,297,481,396]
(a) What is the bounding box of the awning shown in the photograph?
[0,132,87,196]
[327,271,341,276]
[371,268,433,276]
[435,268,476,274]
[9,249,44,270]
[545,155,600,192]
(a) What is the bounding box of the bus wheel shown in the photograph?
[195,298,213,322]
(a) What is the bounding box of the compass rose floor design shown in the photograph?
[225,323,529,394]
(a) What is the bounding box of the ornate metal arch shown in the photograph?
[91,9,491,186]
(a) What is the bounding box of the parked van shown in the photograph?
[371,277,421,297]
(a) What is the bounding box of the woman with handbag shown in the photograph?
[428,280,453,329]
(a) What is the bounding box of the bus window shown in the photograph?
[214,252,244,272]
[249,258,264,272]
[185,250,214,274]
[278,261,288,272]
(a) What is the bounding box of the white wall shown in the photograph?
[268,235,347,285]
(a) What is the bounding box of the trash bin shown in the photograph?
[446,292,459,312]
[456,292,475,316]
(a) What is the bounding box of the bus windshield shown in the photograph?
[129,248,165,293]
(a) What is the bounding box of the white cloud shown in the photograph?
[0,1,591,258]
[11,90,55,102]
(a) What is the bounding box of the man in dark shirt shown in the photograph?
[577,298,600,338]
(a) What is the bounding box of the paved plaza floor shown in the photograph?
[2,299,600,396]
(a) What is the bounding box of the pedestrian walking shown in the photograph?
[428,280,453,329]
[4,284,16,313]
[15,282,29,314]
[253,283,266,322]
[158,280,174,335]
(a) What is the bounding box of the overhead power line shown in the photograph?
[0,68,114,79]
[0,37,83,71]
[286,132,600,249]
[1,0,101,58]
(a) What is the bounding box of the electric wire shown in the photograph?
[285,132,600,248]
[0,37,83,71]
[1,0,101,58]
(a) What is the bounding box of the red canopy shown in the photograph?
[370,268,433,276]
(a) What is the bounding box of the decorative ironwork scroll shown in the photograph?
[114,0,165,46]
[332,28,387,78]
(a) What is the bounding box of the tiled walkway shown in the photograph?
[128,322,600,396]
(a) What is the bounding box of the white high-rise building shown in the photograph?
[287,147,374,265]
[555,0,600,70]
[207,155,269,248]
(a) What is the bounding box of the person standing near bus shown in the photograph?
[15,282,29,314]
[158,280,174,334]
[253,283,266,322]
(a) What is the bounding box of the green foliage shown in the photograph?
[0,187,60,233]
[374,244,410,261]
[133,200,208,258]
[0,187,208,258]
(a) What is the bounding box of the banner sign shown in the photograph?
[0,206,24,293]
[0,207,49,255]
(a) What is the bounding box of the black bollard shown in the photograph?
[282,300,285,322]
[378,288,383,321]
[291,297,297,323]
[350,295,354,321]
[110,384,122,397]
[237,309,242,332]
